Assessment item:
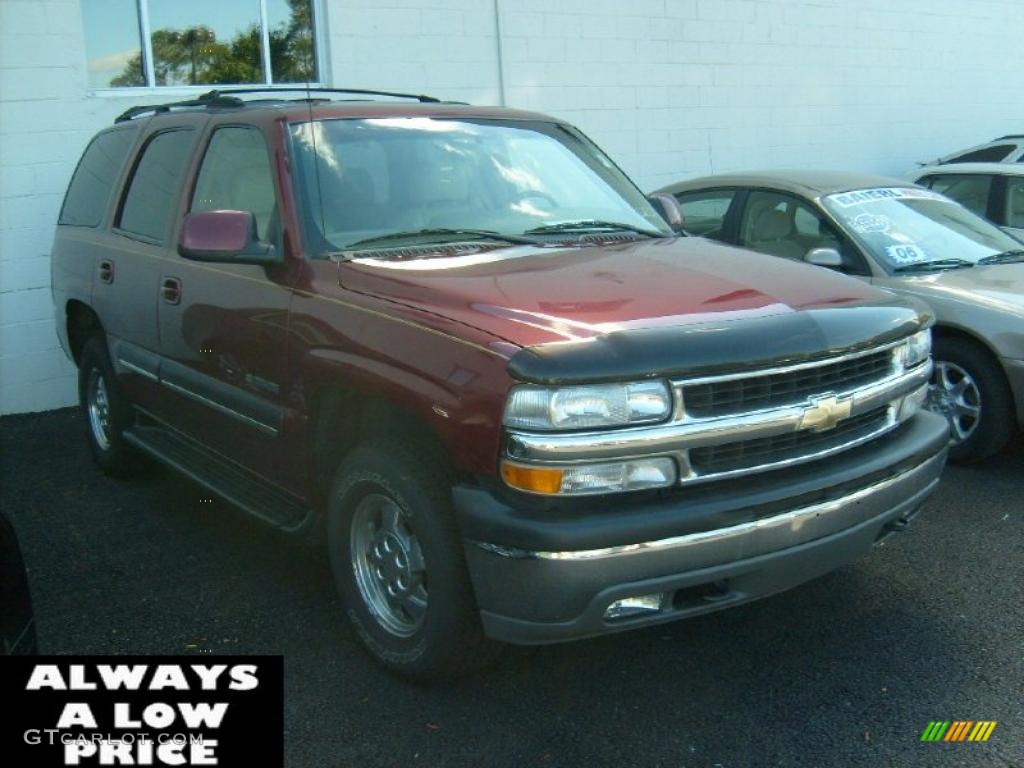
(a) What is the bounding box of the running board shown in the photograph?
[123,425,311,532]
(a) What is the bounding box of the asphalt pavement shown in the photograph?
[2,408,1021,768]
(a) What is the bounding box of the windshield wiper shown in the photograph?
[893,258,974,274]
[977,249,1024,265]
[525,220,667,238]
[339,228,543,254]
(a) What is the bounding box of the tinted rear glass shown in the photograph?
[118,129,195,242]
[59,128,138,227]
[946,144,1015,163]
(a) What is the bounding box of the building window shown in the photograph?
[83,0,320,89]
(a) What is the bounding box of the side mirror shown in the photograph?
[647,193,685,233]
[804,247,844,269]
[178,210,281,266]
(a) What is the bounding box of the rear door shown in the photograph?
[156,119,300,492]
[94,120,201,413]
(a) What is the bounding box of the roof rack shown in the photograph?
[114,86,444,123]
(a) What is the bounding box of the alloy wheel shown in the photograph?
[350,492,428,637]
[86,369,112,452]
[928,360,982,444]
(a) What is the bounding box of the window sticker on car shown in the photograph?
[885,244,930,265]
[830,187,946,208]
[848,212,891,234]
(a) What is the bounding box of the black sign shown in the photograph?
[1,656,283,767]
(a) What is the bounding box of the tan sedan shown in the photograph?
[655,170,1024,462]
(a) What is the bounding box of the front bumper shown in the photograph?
[454,411,949,644]
[1002,357,1024,430]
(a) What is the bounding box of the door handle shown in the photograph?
[99,260,114,284]
[161,277,182,305]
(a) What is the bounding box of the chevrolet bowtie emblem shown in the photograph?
[799,395,853,432]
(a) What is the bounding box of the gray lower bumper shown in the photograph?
[464,446,946,645]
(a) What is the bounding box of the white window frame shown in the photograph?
[89,0,328,93]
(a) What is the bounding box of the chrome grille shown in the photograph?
[689,407,892,476]
[682,349,894,418]
[504,336,932,489]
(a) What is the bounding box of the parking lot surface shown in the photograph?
[2,408,1021,767]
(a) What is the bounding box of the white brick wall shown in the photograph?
[1,0,1023,413]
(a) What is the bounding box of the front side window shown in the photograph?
[739,191,841,261]
[1006,177,1024,229]
[673,191,734,240]
[823,187,1022,271]
[288,117,671,255]
[191,126,278,243]
[118,129,195,242]
[82,0,319,89]
[59,128,138,227]
[922,174,993,218]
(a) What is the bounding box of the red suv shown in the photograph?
[52,89,948,678]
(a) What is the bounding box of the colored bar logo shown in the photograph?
[921,721,997,742]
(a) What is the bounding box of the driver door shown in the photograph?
[157,122,301,493]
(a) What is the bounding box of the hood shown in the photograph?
[338,237,889,348]
[886,263,1024,320]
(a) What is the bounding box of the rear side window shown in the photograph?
[118,129,195,242]
[945,144,1015,163]
[674,191,735,239]
[59,129,137,227]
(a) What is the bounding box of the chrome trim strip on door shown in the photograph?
[117,358,159,382]
[162,379,279,436]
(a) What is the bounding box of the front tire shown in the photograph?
[78,336,141,477]
[928,337,1014,463]
[326,440,499,680]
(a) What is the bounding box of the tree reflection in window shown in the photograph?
[108,0,316,87]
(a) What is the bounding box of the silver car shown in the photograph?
[655,171,1024,462]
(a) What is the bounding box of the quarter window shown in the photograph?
[673,191,735,239]
[192,127,278,242]
[118,130,196,242]
[81,0,320,89]
[59,128,138,227]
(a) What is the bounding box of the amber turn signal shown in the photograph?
[500,461,564,495]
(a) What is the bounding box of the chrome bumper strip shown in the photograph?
[477,452,942,562]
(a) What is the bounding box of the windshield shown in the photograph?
[288,117,670,254]
[822,186,1022,271]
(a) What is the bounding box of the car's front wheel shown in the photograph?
[928,337,1014,463]
[326,440,499,680]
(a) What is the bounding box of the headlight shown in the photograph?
[503,381,672,431]
[903,328,932,368]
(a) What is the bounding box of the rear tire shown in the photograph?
[78,336,142,477]
[326,439,500,681]
[928,337,1014,463]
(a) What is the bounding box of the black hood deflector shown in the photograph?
[507,296,932,385]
